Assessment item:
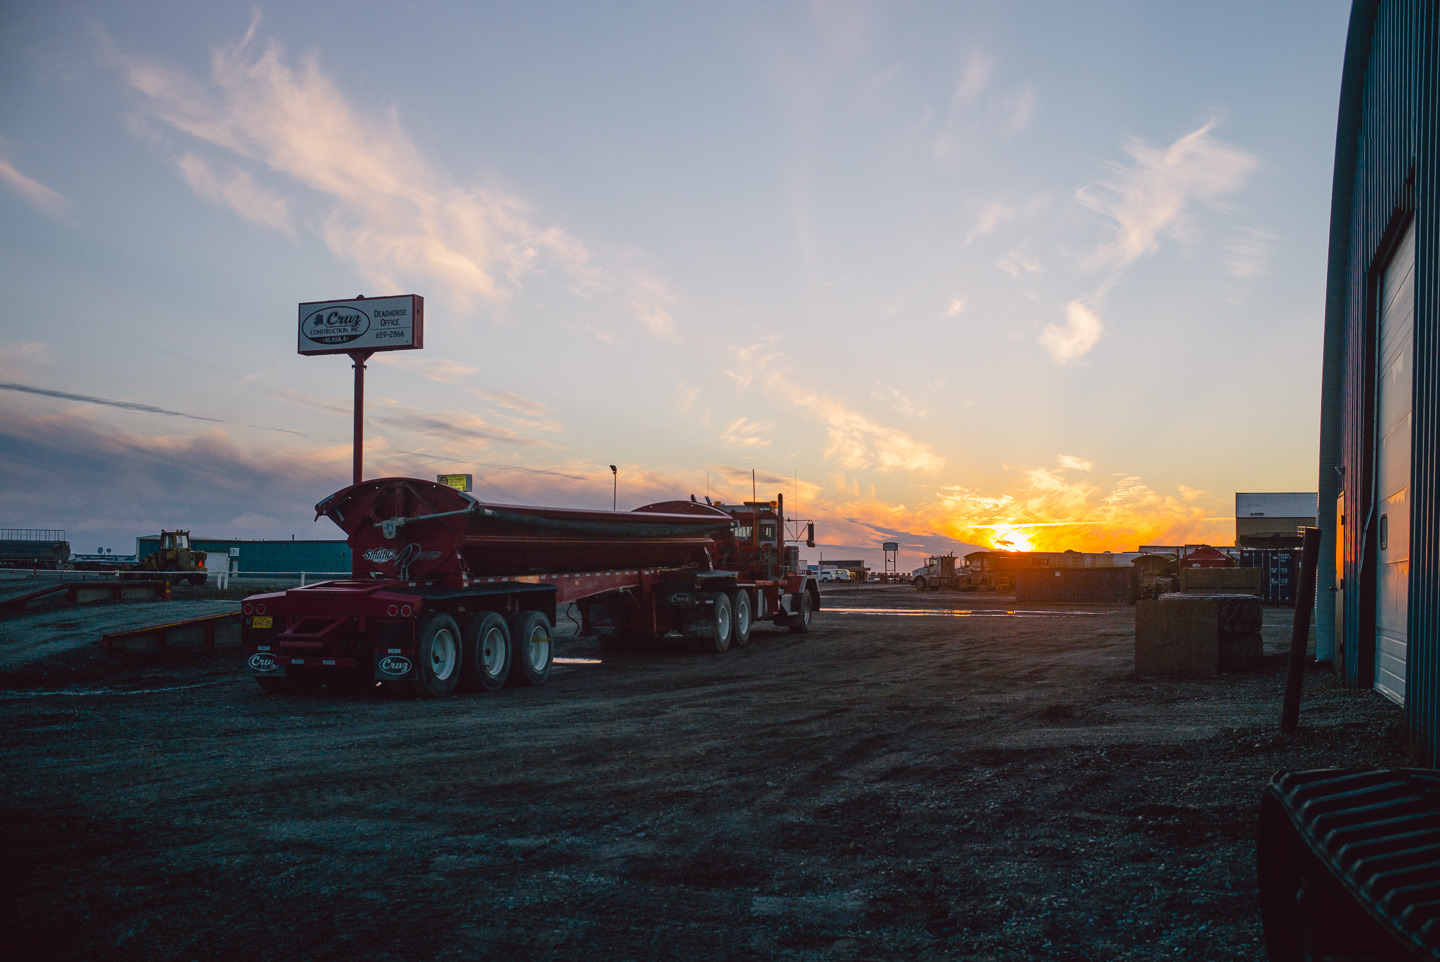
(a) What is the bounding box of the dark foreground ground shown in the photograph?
[0,583,1410,961]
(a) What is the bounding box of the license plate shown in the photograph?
[251,615,273,629]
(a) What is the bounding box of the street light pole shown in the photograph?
[610,464,617,510]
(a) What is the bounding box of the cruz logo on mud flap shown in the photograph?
[379,656,412,675]
[301,306,371,345]
[248,652,279,672]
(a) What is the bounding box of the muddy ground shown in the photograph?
[0,581,1411,961]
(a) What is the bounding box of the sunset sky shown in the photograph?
[1,1,1349,568]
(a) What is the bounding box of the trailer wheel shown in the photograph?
[706,593,733,653]
[730,590,752,647]
[409,612,461,698]
[788,590,813,633]
[188,573,206,587]
[507,611,553,687]
[254,675,290,694]
[460,612,511,692]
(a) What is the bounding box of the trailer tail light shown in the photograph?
[401,605,412,617]
[387,605,398,617]
[242,602,266,615]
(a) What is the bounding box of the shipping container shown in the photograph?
[1014,566,1132,604]
[1238,548,1299,605]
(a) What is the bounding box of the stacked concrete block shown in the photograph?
[1178,566,1264,596]
[1134,593,1264,675]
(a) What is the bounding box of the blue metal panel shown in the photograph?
[135,538,351,574]
[1321,0,1440,765]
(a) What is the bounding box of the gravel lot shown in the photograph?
[0,581,1409,960]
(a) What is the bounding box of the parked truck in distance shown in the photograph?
[240,478,821,697]
[912,551,1020,592]
[912,553,964,591]
[0,529,71,570]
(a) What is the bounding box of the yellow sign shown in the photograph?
[438,474,473,492]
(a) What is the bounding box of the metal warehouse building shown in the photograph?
[135,537,350,577]
[1317,0,1440,764]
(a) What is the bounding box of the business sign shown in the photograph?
[298,295,424,356]
[438,474,473,492]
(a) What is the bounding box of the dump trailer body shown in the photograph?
[242,478,820,697]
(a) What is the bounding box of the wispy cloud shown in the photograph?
[2,380,310,435]
[1223,226,1275,280]
[1039,299,1103,364]
[176,153,294,234]
[998,246,1042,279]
[871,385,926,418]
[0,343,51,383]
[373,405,549,449]
[728,340,942,474]
[942,297,967,318]
[721,418,775,448]
[111,14,673,336]
[2,381,222,424]
[374,355,563,430]
[966,200,1012,244]
[1038,120,1255,366]
[0,140,72,220]
[934,50,1035,159]
[1076,119,1257,272]
[0,408,339,541]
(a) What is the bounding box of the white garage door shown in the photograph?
[1375,221,1415,706]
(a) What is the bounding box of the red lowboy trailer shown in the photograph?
[240,477,821,697]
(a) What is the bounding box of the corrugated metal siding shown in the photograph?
[1413,0,1440,766]
[135,538,351,574]
[1327,0,1440,765]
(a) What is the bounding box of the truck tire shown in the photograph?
[706,593,733,653]
[188,573,206,587]
[788,590,813,633]
[730,590,752,647]
[913,577,927,591]
[460,612,511,692]
[507,611,553,687]
[409,611,461,698]
[254,675,290,694]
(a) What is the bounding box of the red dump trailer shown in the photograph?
[241,477,821,696]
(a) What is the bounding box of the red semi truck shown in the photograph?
[240,477,821,696]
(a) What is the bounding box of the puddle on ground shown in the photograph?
[0,680,225,700]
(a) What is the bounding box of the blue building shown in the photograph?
[135,537,350,576]
[1317,0,1440,764]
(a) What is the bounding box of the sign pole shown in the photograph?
[296,293,423,489]
[350,349,374,486]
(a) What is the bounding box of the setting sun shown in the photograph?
[986,524,1035,553]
